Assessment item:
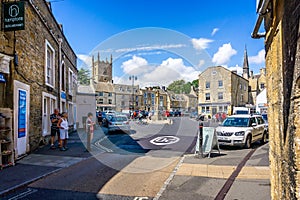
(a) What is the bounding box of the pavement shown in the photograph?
[0,123,271,200]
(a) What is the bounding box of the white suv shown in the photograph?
[216,114,268,148]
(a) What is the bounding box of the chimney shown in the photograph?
[250,70,254,78]
[59,24,63,32]
[46,1,52,12]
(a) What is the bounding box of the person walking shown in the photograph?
[85,112,95,151]
[50,108,61,149]
[57,112,69,151]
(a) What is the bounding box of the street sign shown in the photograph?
[195,127,220,158]
[3,1,25,32]
[150,136,180,146]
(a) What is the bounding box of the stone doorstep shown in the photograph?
[176,163,270,180]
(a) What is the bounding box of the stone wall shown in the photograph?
[264,0,300,199]
[0,0,77,151]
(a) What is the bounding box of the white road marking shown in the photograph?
[133,197,149,200]
[8,188,38,200]
[150,136,180,146]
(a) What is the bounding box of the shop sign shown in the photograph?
[3,1,25,31]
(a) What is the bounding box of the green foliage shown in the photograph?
[78,68,90,85]
[167,80,191,94]
[191,79,199,89]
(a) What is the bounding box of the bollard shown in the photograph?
[87,126,91,151]
[198,122,204,158]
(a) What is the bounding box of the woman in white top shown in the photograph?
[57,112,69,151]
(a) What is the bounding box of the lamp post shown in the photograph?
[129,75,137,111]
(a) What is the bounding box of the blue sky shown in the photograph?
[51,0,265,86]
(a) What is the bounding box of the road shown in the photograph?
[3,117,269,200]
[4,117,199,200]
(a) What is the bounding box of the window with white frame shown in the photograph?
[61,62,66,91]
[45,40,55,87]
[68,69,73,95]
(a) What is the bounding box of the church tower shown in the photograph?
[92,52,113,83]
[243,46,250,79]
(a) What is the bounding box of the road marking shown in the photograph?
[8,188,38,200]
[150,136,180,146]
[94,136,113,152]
[133,197,149,200]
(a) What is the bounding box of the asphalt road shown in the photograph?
[4,117,199,200]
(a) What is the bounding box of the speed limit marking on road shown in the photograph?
[150,136,180,146]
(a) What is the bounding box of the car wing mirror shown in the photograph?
[252,123,257,127]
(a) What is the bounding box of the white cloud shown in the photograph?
[211,28,219,36]
[249,49,265,64]
[191,38,214,50]
[121,55,153,75]
[115,44,186,53]
[77,54,92,67]
[143,58,199,86]
[198,59,205,67]
[226,65,243,75]
[212,43,237,65]
[115,57,199,87]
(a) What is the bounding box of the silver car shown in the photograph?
[107,114,130,133]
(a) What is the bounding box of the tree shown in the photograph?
[77,68,90,85]
[167,80,191,94]
[191,79,199,89]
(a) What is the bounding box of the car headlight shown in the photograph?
[216,131,222,136]
[235,131,245,136]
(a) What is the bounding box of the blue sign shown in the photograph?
[18,90,26,138]
[61,92,66,99]
[0,73,6,83]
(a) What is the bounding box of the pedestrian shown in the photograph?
[85,112,95,151]
[97,112,103,126]
[57,112,69,151]
[50,108,61,149]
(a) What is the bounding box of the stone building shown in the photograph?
[198,66,249,116]
[0,0,77,157]
[252,0,300,199]
[114,83,141,112]
[140,87,169,112]
[91,53,116,111]
[248,68,267,106]
[94,82,115,111]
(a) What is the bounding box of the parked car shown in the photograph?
[106,114,130,133]
[216,114,268,148]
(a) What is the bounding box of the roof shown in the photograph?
[77,85,95,94]
[94,82,115,92]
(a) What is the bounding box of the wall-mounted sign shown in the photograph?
[3,1,25,32]
[18,90,27,138]
[0,73,6,83]
[61,92,66,99]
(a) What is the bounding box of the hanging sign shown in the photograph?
[3,1,25,31]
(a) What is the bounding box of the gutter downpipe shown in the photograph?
[251,0,271,39]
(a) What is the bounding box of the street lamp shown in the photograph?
[129,75,137,110]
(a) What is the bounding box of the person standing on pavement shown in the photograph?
[57,112,69,151]
[85,112,95,151]
[50,108,61,149]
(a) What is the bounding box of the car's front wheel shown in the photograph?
[244,135,252,149]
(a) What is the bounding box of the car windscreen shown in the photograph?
[111,117,128,122]
[262,114,268,121]
[222,117,249,127]
[236,110,249,114]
